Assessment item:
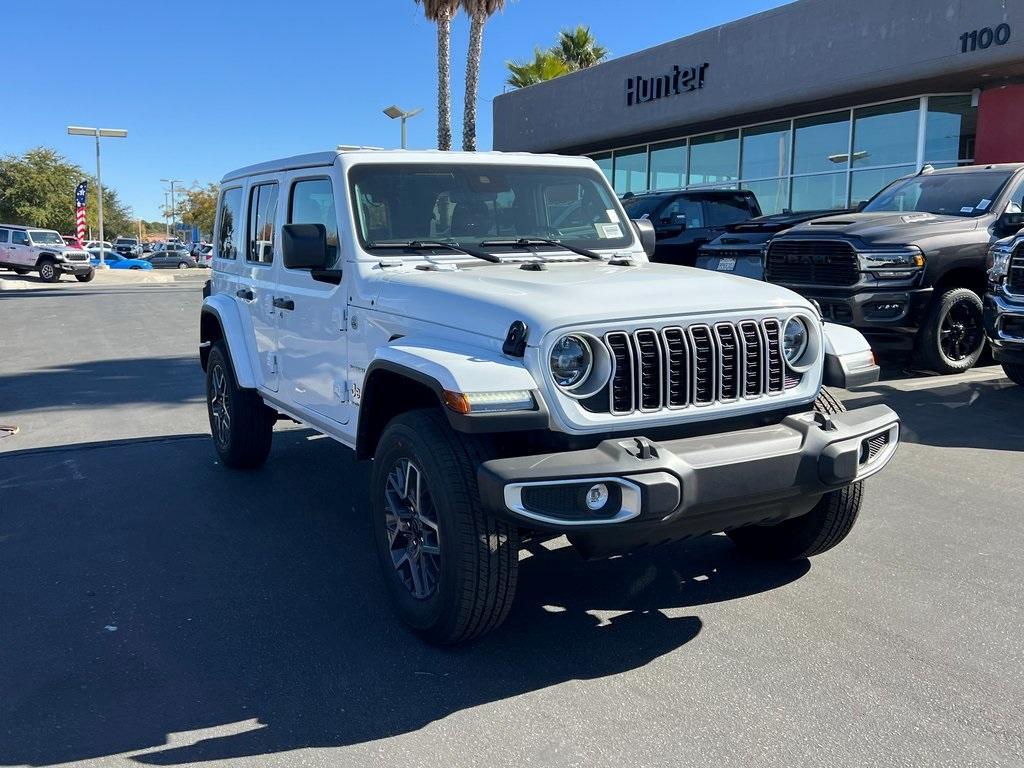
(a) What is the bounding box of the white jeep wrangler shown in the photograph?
[200,149,900,644]
[0,224,94,283]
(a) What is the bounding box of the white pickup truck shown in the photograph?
[200,149,899,644]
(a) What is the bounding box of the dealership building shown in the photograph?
[492,0,1024,214]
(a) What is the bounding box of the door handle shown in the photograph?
[273,297,295,311]
[236,288,255,301]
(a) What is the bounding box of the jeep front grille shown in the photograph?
[1008,243,1024,295]
[600,319,798,416]
[766,241,859,286]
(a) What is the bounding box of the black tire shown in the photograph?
[371,409,519,645]
[916,287,985,374]
[38,261,60,283]
[205,342,274,469]
[727,388,863,560]
[1003,362,1024,387]
[178,262,189,270]
[75,269,95,283]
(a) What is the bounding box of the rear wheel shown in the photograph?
[75,269,95,283]
[1003,362,1024,387]
[727,388,863,560]
[916,287,985,374]
[371,409,519,645]
[206,342,274,469]
[38,261,60,283]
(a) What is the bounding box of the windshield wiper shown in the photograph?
[477,237,601,260]
[365,239,502,264]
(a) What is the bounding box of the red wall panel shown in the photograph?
[975,85,1024,164]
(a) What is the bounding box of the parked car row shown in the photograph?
[637,163,1024,379]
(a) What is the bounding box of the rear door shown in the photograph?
[240,177,281,392]
[9,230,32,267]
[0,229,9,264]
[275,173,350,426]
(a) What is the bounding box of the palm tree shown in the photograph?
[459,0,505,151]
[416,0,460,150]
[506,48,571,89]
[554,25,608,70]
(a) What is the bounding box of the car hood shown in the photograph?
[780,211,980,247]
[374,260,809,342]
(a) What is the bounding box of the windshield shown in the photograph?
[863,170,1013,217]
[621,196,667,219]
[29,231,65,245]
[116,238,137,245]
[349,163,631,254]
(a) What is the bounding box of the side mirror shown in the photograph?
[631,218,657,259]
[995,211,1024,237]
[282,223,328,269]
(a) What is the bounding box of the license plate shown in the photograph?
[716,257,736,272]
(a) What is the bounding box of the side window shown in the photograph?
[12,231,28,245]
[217,187,243,259]
[661,198,703,228]
[1003,175,1024,214]
[0,229,8,243]
[246,182,279,264]
[289,178,339,267]
[705,197,758,227]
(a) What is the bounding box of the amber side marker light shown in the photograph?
[443,390,535,414]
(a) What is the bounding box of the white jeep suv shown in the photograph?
[0,225,94,283]
[200,149,899,644]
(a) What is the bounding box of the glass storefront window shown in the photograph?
[689,130,738,186]
[593,152,613,185]
[741,122,791,180]
[793,111,851,175]
[649,140,687,190]
[613,147,647,195]
[925,95,977,163]
[791,172,848,211]
[741,178,790,215]
[851,99,919,168]
[850,165,915,206]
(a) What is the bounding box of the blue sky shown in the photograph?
[2,0,787,220]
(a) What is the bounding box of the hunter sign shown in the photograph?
[625,63,709,107]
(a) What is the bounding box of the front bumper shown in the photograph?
[984,292,1024,364]
[479,403,899,558]
[784,286,932,336]
[57,261,93,276]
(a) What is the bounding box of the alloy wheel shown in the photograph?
[209,364,231,447]
[939,297,983,362]
[383,458,441,600]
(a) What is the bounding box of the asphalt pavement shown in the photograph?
[1,280,1022,768]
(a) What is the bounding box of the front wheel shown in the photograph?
[916,287,985,374]
[75,269,95,283]
[727,389,863,560]
[205,342,274,469]
[1003,362,1024,387]
[177,262,189,270]
[371,409,519,645]
[38,262,60,283]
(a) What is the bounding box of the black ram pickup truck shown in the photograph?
[984,232,1024,386]
[765,164,1024,374]
[696,209,850,280]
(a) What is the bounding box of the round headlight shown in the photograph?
[783,317,808,365]
[550,334,593,390]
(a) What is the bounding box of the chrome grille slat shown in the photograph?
[598,317,799,415]
[1009,243,1024,295]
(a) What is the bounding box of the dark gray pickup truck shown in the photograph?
[764,164,1024,374]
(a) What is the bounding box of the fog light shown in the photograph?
[585,483,609,511]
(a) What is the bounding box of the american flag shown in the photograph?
[75,181,88,246]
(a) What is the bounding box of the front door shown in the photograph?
[275,174,350,426]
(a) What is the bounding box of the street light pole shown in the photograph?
[161,178,182,241]
[67,126,127,268]
[382,105,423,149]
[164,192,170,238]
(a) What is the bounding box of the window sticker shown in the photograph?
[597,223,623,238]
[606,209,618,222]
[977,199,992,210]
[960,206,975,214]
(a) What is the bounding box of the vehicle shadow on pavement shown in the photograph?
[0,429,809,766]
[842,374,1024,451]
[0,356,204,415]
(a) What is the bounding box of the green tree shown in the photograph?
[416,0,461,150]
[459,0,505,151]
[554,25,608,70]
[0,147,81,232]
[506,48,571,88]
[179,182,219,239]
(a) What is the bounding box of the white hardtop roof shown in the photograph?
[221,149,594,183]
[0,223,48,231]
